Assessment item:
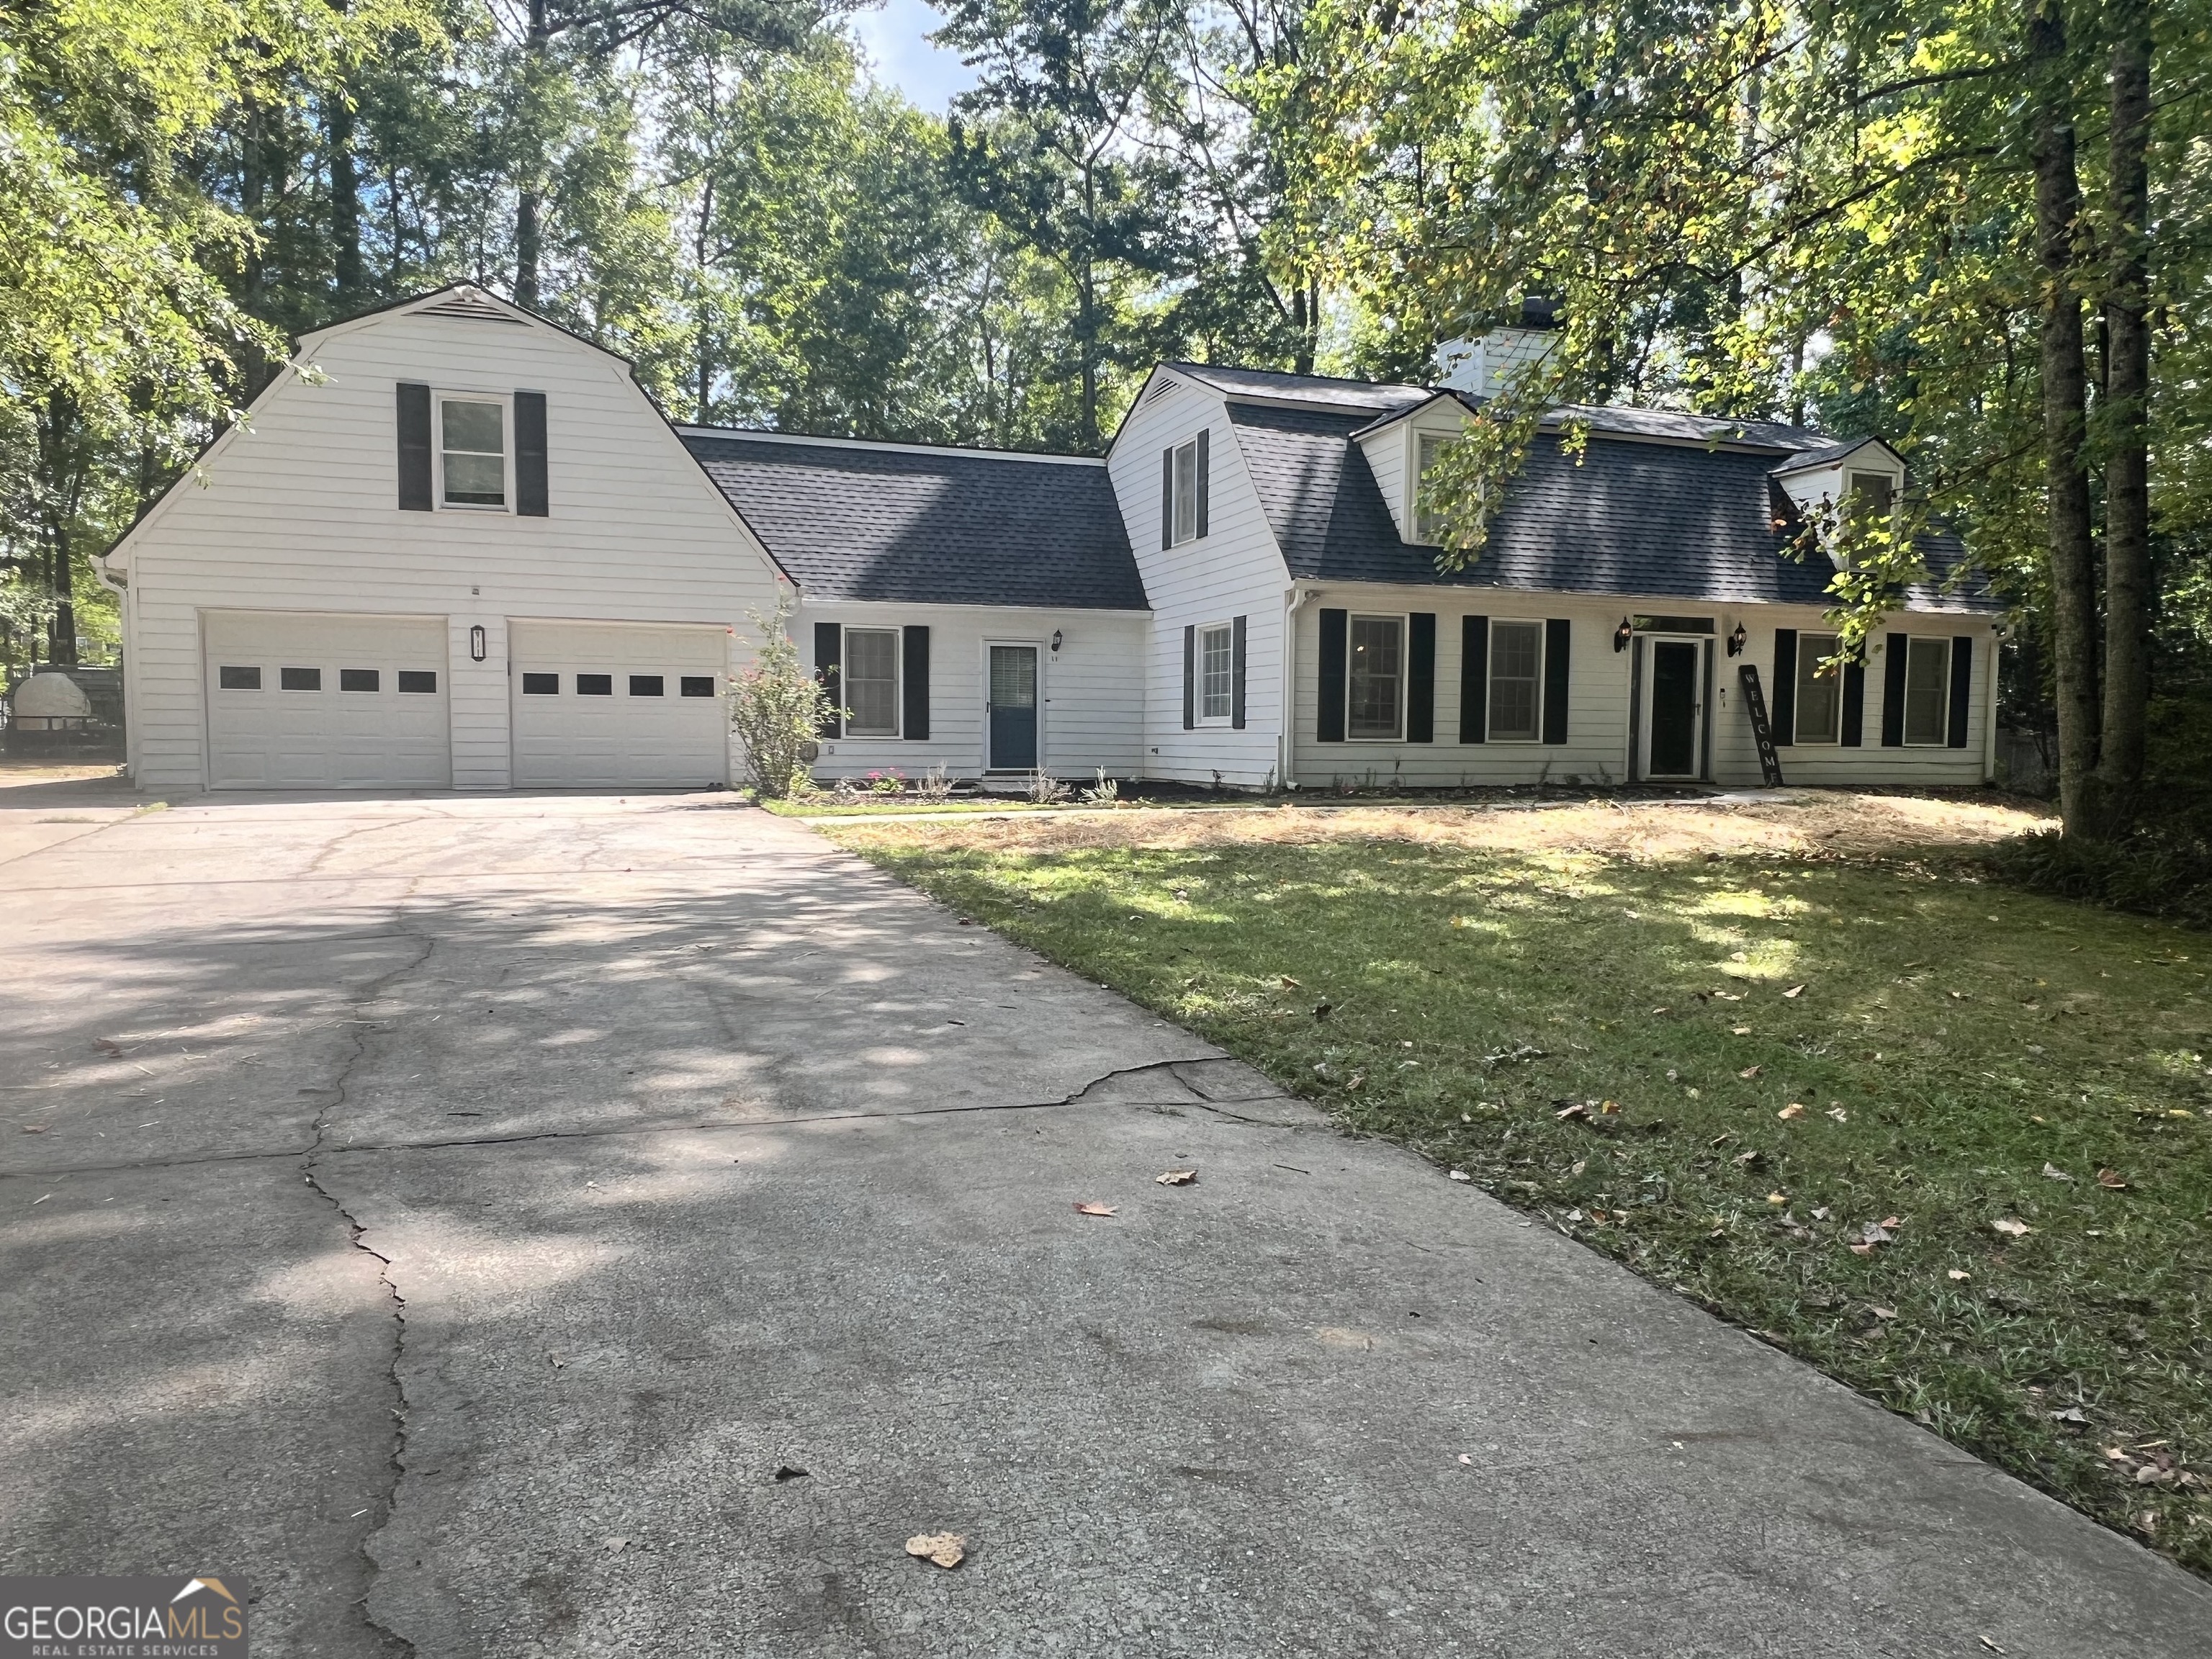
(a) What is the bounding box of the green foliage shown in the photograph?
[840,824,2212,1575]
[728,590,837,797]
[1988,819,2212,930]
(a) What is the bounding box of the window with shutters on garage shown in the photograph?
[843,629,899,736]
[439,395,507,508]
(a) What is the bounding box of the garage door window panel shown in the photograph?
[280,667,322,691]
[844,629,900,736]
[522,673,559,696]
[577,674,613,696]
[439,396,508,509]
[680,676,715,697]
[398,670,437,693]
[219,666,262,691]
[340,668,381,693]
[630,675,664,696]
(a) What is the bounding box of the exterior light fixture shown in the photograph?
[469,624,487,662]
[1613,617,1632,653]
[1051,629,1064,653]
[1727,622,1748,657]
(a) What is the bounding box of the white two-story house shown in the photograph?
[96,284,2000,796]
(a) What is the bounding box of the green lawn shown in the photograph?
[832,822,2212,1573]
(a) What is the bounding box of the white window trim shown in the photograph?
[1345,610,1408,742]
[434,390,514,514]
[841,625,902,739]
[1195,619,1235,725]
[1485,616,1546,744]
[1413,430,1454,545]
[1170,436,1202,546]
[1792,631,1845,745]
[1900,634,1952,747]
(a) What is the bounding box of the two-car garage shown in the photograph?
[201,611,729,790]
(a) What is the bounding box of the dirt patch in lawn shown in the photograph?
[833,789,2050,863]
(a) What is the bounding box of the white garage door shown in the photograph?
[509,620,729,788]
[204,611,451,788]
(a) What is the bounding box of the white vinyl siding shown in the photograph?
[1904,636,1951,745]
[1488,619,1543,741]
[843,628,900,736]
[1347,614,1403,739]
[1793,631,1843,744]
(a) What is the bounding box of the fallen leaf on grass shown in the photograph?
[1737,1065,1762,1079]
[1073,1202,1117,1218]
[905,1532,966,1569]
[1731,1025,1753,1036]
[1277,975,1301,989]
[1555,1102,1591,1122]
[1869,1305,1897,1321]
[1991,1218,2032,1238]
[1782,985,1805,999]
[1448,1169,1471,1182]
[1599,1100,1621,1115]
[2043,1163,2074,1182]
[2097,1168,2128,1190]
[1948,1269,1972,1281]
[1156,1169,1197,1186]
[1777,1103,1806,1120]
[2051,1406,2090,1426]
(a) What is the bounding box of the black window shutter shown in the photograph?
[1459,615,1488,742]
[1881,632,1908,746]
[397,382,432,511]
[1317,608,1348,742]
[1407,612,1437,742]
[1182,625,1195,729]
[903,624,930,741]
[1948,637,1974,747]
[1771,629,1798,745]
[1161,450,1174,549]
[1542,618,1571,744]
[813,622,842,738]
[1195,429,1210,539]
[1231,614,1246,729]
[1841,659,1866,746]
[514,391,548,516]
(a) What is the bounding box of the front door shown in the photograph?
[988,644,1038,771]
[1645,639,1705,779]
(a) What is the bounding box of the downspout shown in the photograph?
[1983,621,2002,785]
[1281,585,1313,790]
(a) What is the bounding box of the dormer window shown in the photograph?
[1161,430,1209,547]
[1416,433,1452,542]
[1845,469,1895,531]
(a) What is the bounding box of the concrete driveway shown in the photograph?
[2,781,2205,1657]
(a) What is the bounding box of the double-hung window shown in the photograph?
[1347,614,1403,739]
[1488,619,1543,741]
[1170,438,1202,544]
[439,396,508,509]
[1197,623,1234,722]
[842,628,900,737]
[1902,636,1950,745]
[1416,434,1450,543]
[1793,631,1843,744]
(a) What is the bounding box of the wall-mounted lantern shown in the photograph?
[1612,617,1632,653]
[469,624,487,662]
[1727,621,1748,657]
[1051,629,1064,654]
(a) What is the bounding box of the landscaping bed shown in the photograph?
[827,793,2212,1575]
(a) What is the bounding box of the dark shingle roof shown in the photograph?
[680,431,1146,610]
[1226,403,1999,613]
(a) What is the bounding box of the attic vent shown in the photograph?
[413,288,529,325]
[1145,376,1180,405]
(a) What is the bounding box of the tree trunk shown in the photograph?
[35,399,80,667]
[2097,0,2154,830]
[515,0,550,309]
[2025,0,2101,835]
[328,0,363,302]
